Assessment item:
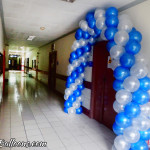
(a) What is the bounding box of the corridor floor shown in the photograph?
[0,71,115,150]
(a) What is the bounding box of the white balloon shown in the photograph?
[79,39,87,47]
[111,59,121,70]
[135,52,148,65]
[71,45,77,51]
[87,28,95,36]
[116,89,132,105]
[80,73,85,79]
[65,88,73,96]
[130,63,148,79]
[94,8,105,19]
[73,101,81,109]
[68,64,74,72]
[123,76,140,92]
[100,26,107,41]
[68,107,76,115]
[114,31,129,46]
[72,60,80,68]
[79,20,88,31]
[75,77,83,85]
[123,127,140,143]
[96,17,105,30]
[118,19,133,33]
[140,102,150,116]
[70,84,77,91]
[110,45,125,59]
[73,40,80,49]
[79,56,86,62]
[132,115,150,131]
[89,37,96,44]
[114,135,131,150]
[64,94,69,100]
[76,96,82,102]
[113,100,124,113]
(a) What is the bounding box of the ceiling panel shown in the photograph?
[2,0,136,50]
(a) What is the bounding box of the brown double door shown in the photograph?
[90,41,116,130]
[48,51,57,90]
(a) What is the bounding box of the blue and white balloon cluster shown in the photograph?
[64,7,150,149]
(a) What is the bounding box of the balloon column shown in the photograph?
[64,7,150,150]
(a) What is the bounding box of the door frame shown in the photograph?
[48,51,57,90]
[90,41,108,120]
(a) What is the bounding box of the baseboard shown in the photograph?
[82,106,90,117]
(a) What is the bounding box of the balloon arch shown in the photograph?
[64,7,150,150]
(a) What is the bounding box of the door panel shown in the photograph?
[48,51,57,90]
[91,41,116,130]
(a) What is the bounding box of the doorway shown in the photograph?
[48,51,57,90]
[90,41,116,130]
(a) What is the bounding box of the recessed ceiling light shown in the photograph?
[40,27,45,30]
[62,0,75,3]
[27,36,36,41]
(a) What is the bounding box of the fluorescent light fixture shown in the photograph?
[27,36,36,41]
[62,0,75,3]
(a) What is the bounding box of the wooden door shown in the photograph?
[90,41,116,130]
[48,51,57,90]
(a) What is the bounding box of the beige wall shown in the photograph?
[0,14,4,53]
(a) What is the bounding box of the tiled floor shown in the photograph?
[0,71,115,150]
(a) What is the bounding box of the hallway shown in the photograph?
[0,71,115,150]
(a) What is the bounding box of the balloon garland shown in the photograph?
[64,7,150,150]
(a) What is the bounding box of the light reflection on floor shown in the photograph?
[0,71,115,150]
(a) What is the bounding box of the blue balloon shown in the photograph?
[81,62,88,67]
[106,7,118,17]
[71,71,79,79]
[125,40,141,55]
[69,57,73,64]
[75,29,83,40]
[76,107,83,114]
[139,76,150,91]
[82,31,90,39]
[124,102,140,118]
[105,27,118,40]
[105,16,119,27]
[113,80,124,91]
[115,112,131,128]
[106,40,116,52]
[78,84,85,90]
[132,89,149,105]
[129,30,142,43]
[120,53,135,68]
[140,128,150,141]
[67,76,75,84]
[77,65,84,73]
[64,107,69,113]
[131,140,148,150]
[88,18,96,29]
[65,82,71,88]
[86,11,94,22]
[82,44,91,53]
[88,61,93,67]
[113,122,124,135]
[94,26,101,37]
[114,66,130,81]
[64,100,72,108]
[76,48,83,57]
[74,89,81,97]
[68,95,76,102]
[70,51,78,60]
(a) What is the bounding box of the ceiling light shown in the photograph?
[27,36,36,41]
[62,0,75,3]
[40,27,45,30]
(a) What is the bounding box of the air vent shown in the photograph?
[62,0,75,3]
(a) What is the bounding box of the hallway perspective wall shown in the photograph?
[0,12,4,101]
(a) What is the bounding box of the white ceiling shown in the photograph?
[2,0,136,50]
